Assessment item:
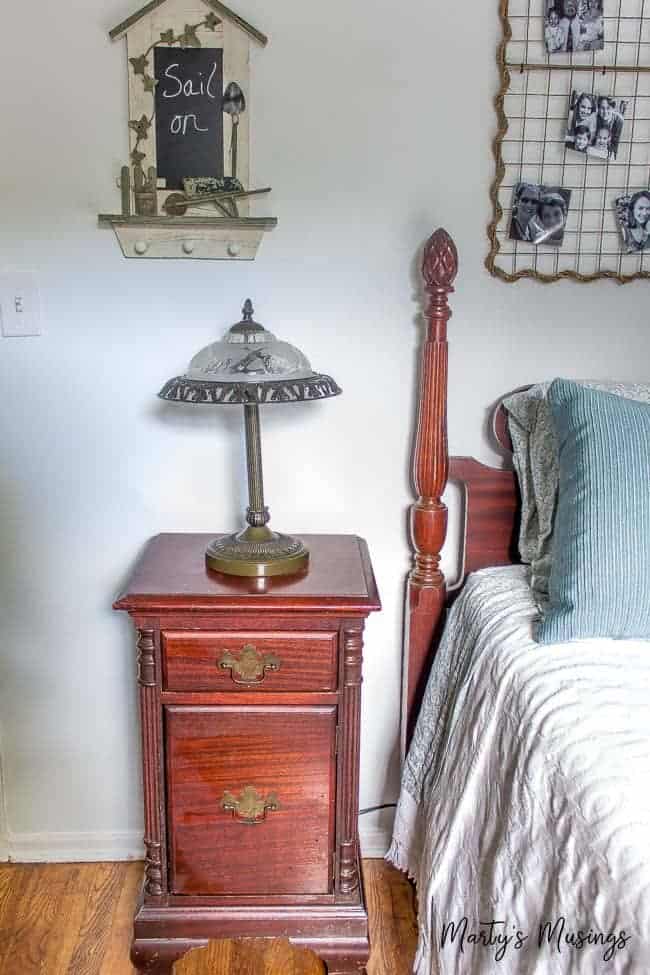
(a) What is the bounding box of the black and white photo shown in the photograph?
[509,183,571,246]
[545,0,604,54]
[565,91,627,160]
[615,191,650,252]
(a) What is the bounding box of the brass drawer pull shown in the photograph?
[218,644,281,685]
[221,786,280,825]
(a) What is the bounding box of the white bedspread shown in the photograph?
[387,566,650,975]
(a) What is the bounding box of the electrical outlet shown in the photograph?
[0,272,41,337]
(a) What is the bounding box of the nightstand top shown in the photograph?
[114,533,381,614]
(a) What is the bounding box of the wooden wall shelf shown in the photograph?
[101,0,275,262]
[98,214,277,260]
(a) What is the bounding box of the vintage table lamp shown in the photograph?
[159,300,341,577]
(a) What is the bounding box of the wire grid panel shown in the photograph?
[488,0,650,282]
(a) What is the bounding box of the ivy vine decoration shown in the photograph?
[128,13,222,173]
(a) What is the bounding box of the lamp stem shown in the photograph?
[243,403,270,528]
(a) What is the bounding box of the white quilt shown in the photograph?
[387,566,650,975]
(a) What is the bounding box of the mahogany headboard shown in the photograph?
[403,228,521,745]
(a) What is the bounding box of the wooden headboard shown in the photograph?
[403,228,521,745]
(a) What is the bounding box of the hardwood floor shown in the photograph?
[0,860,418,974]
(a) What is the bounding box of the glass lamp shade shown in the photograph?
[159,299,340,405]
[158,300,341,578]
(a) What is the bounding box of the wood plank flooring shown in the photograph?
[0,860,418,974]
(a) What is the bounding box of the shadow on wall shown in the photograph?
[152,391,336,532]
[153,396,244,529]
[0,472,60,840]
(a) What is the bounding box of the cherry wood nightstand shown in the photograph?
[114,533,381,974]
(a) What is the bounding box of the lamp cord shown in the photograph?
[359,803,397,816]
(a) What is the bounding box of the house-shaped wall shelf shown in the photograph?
[98,0,277,260]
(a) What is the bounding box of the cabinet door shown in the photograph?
[166,706,336,896]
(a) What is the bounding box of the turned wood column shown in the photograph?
[404,229,458,748]
[337,621,364,895]
[136,627,166,898]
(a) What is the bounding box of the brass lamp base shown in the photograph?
[206,526,309,578]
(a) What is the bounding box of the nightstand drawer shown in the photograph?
[166,706,336,896]
[162,630,338,692]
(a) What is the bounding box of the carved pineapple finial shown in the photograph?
[422,228,459,293]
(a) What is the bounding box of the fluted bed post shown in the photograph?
[404,228,458,749]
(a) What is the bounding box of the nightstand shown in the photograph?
[114,533,381,974]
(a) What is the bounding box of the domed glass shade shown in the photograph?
[159,300,341,405]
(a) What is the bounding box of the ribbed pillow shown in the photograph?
[503,379,650,607]
[537,378,650,644]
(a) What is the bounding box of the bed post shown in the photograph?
[404,228,458,748]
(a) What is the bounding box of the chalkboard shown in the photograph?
[154,47,224,191]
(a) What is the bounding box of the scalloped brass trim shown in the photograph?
[218,644,281,684]
[221,786,280,824]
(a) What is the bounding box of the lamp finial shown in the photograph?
[242,299,254,321]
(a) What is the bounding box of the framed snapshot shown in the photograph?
[509,183,572,247]
[615,192,650,253]
[545,0,604,54]
[565,91,627,160]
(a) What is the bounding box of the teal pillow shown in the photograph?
[537,378,650,644]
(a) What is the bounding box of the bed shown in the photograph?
[387,229,650,975]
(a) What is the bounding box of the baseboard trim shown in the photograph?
[0,824,391,864]
[0,829,144,863]
[0,722,10,857]
[359,825,392,859]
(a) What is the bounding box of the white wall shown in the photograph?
[2,0,650,861]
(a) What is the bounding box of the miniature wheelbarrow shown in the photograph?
[163,184,271,218]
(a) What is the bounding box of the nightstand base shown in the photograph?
[131,859,370,974]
